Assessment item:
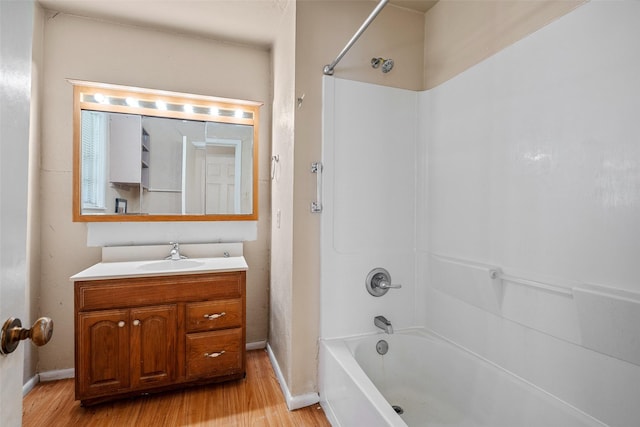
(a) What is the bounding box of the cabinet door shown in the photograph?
[130,305,177,389]
[77,309,130,398]
[109,113,142,184]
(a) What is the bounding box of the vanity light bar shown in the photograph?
[80,93,254,120]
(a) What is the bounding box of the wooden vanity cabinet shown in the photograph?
[74,271,245,406]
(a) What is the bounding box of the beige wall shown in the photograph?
[288,1,425,397]
[423,0,585,89]
[25,3,45,382]
[269,0,296,392]
[38,12,272,371]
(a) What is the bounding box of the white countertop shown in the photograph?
[70,256,248,281]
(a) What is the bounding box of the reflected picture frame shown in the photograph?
[115,198,127,214]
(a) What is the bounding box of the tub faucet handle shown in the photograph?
[366,268,401,297]
[377,278,402,290]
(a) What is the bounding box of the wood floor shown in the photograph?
[23,349,331,427]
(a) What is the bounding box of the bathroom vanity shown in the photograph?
[71,257,247,406]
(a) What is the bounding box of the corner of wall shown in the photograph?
[267,344,319,411]
[24,1,46,385]
[269,0,296,401]
[422,0,585,89]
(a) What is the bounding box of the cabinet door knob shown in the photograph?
[204,350,225,358]
[204,312,226,320]
[118,321,125,328]
[132,320,140,326]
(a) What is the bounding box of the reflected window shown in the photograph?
[81,111,107,210]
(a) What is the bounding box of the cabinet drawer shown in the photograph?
[76,271,244,311]
[186,329,243,379]
[186,299,242,332]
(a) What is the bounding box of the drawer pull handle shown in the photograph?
[204,350,225,358]
[133,320,140,326]
[118,321,125,328]
[203,312,226,320]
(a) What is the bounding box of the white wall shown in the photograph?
[321,1,640,425]
[321,77,419,339]
[421,1,640,426]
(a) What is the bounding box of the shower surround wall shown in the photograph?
[321,2,640,426]
[420,2,640,425]
[321,77,420,339]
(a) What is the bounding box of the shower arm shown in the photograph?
[323,0,389,76]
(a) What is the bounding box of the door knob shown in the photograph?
[0,317,54,355]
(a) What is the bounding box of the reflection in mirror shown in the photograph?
[72,80,261,222]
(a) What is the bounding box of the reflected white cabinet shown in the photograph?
[109,113,150,188]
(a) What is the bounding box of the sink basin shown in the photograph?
[70,256,248,281]
[137,259,205,272]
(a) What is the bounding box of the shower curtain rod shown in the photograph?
[323,0,389,76]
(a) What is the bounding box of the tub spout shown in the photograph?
[374,315,393,334]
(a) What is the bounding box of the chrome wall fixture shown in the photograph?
[366,268,402,297]
[323,0,389,75]
[371,57,394,73]
[271,154,279,180]
[311,161,323,213]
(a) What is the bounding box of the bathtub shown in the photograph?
[319,329,605,427]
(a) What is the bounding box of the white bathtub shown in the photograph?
[319,329,606,427]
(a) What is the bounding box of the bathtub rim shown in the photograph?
[320,333,407,427]
[320,327,608,427]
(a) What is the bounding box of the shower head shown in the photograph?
[371,57,394,73]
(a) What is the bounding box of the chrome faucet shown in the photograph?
[166,242,185,260]
[374,315,393,334]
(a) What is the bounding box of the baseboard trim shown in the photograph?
[266,343,319,411]
[23,368,75,396]
[23,374,39,396]
[39,368,75,382]
[246,340,267,350]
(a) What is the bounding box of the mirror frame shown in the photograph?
[71,80,261,222]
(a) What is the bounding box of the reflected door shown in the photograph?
[183,141,241,215]
[205,146,236,214]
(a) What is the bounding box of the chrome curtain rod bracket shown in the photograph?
[323,0,389,76]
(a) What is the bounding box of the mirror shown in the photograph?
[71,81,261,222]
